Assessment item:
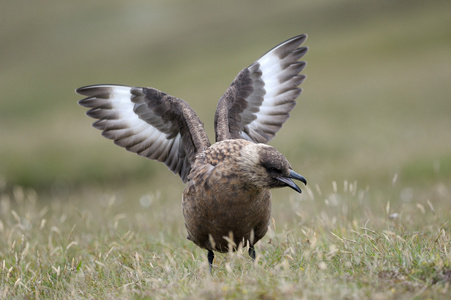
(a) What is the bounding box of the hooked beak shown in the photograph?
[276,170,307,194]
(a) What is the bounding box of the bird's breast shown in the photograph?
[182,162,271,252]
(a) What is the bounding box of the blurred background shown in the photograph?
[1,0,450,205]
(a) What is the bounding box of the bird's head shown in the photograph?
[238,143,307,193]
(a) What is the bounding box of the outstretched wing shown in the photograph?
[77,85,210,182]
[214,34,308,143]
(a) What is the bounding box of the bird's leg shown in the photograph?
[207,250,214,273]
[248,245,256,260]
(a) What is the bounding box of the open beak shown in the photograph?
[276,170,307,194]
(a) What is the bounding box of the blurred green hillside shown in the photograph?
[1,0,450,195]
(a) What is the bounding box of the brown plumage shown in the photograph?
[77,34,308,269]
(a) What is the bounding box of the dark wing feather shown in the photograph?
[77,85,210,182]
[214,34,308,143]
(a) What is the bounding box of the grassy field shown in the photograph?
[1,0,451,299]
[1,181,450,299]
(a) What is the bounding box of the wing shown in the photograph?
[214,34,308,143]
[77,85,210,183]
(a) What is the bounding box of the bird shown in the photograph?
[77,34,308,270]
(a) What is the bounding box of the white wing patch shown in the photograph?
[241,35,307,142]
[77,84,187,180]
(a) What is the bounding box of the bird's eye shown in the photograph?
[268,167,279,173]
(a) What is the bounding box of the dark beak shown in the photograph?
[276,170,307,194]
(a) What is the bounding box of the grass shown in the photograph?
[1,0,451,298]
[1,182,449,299]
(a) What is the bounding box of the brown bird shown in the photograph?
[77,34,308,270]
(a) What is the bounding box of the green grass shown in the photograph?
[1,182,449,299]
[1,0,451,298]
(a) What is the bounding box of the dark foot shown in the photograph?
[248,245,256,260]
[207,250,214,273]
